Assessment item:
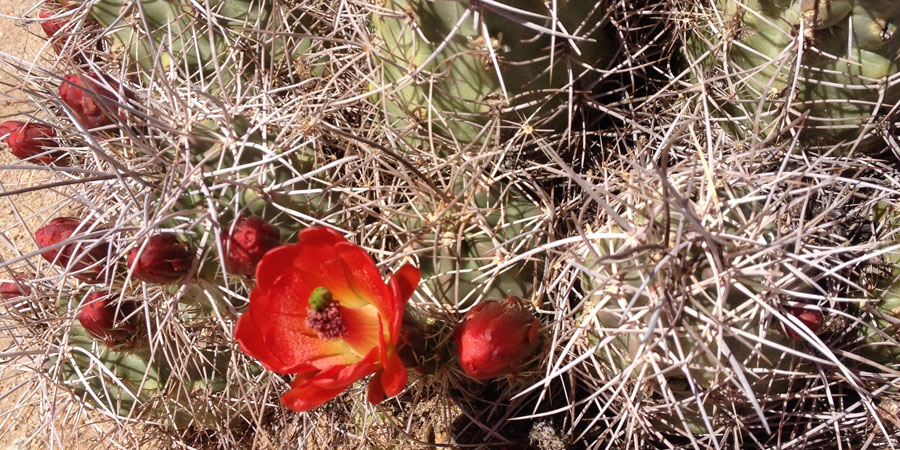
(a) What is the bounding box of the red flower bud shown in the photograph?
[224,215,280,276]
[0,276,32,299]
[35,217,109,284]
[39,10,64,37]
[0,121,63,164]
[127,234,194,284]
[453,297,542,380]
[79,292,136,346]
[58,74,118,129]
[785,306,824,340]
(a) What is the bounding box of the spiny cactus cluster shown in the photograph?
[1,0,900,448]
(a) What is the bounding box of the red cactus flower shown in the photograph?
[784,306,824,340]
[0,121,62,164]
[58,74,118,129]
[0,276,32,299]
[127,234,194,284]
[234,226,420,411]
[35,217,109,284]
[39,10,64,37]
[79,292,136,346]
[224,215,280,276]
[453,297,542,380]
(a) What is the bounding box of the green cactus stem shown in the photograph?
[372,0,617,147]
[685,0,900,152]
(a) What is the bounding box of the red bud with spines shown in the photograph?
[223,215,280,276]
[58,74,118,129]
[453,297,542,380]
[127,233,194,284]
[35,217,109,284]
[39,9,64,38]
[785,306,824,340]
[79,292,136,346]
[0,121,63,164]
[0,275,32,299]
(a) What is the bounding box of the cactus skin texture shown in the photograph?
[686,0,900,152]
[52,286,247,429]
[856,204,900,368]
[86,0,318,85]
[372,0,616,146]
[402,175,545,307]
[578,193,821,437]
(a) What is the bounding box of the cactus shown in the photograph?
[6,0,900,447]
[685,0,900,152]
[81,0,323,87]
[854,203,900,368]
[371,0,617,147]
[50,285,248,430]
[572,182,863,443]
[397,172,547,308]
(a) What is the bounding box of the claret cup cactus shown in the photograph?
[371,0,618,146]
[6,0,900,446]
[686,0,900,152]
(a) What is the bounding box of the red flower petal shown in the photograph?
[340,304,381,357]
[234,226,421,411]
[335,243,393,325]
[237,295,355,374]
[379,349,407,398]
[367,372,386,405]
[253,245,299,294]
[375,319,407,399]
[234,307,286,371]
[388,263,420,337]
[281,371,345,412]
[281,349,379,412]
[297,226,346,246]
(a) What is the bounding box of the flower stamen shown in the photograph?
[306,287,346,339]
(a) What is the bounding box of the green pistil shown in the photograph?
[308,287,332,312]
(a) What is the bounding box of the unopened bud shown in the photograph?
[0,275,32,299]
[58,74,118,129]
[35,217,108,284]
[453,297,542,380]
[224,215,280,276]
[1,121,63,164]
[39,10,64,38]
[127,234,194,284]
[785,306,824,340]
[79,292,136,346]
